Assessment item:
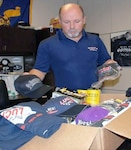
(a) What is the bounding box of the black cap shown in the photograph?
[14,75,53,98]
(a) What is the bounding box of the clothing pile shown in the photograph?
[74,97,131,127]
[1,94,130,150]
[0,96,77,150]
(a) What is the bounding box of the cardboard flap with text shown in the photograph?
[105,107,131,139]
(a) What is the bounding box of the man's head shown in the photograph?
[59,3,86,42]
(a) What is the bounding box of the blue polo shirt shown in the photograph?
[34,29,111,90]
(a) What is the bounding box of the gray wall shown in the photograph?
[31,0,78,27]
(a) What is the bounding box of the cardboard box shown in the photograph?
[19,93,131,150]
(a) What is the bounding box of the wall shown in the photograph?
[31,0,63,28]
[31,0,131,93]
[31,0,78,27]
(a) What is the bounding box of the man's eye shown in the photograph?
[75,20,80,23]
[64,21,69,24]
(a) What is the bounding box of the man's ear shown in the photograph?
[59,18,62,25]
[83,16,86,25]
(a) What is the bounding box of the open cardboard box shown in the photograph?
[19,93,131,150]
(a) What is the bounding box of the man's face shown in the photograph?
[59,6,86,40]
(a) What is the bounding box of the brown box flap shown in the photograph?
[100,93,126,102]
[19,123,99,150]
[105,107,131,139]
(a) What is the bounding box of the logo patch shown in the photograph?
[88,47,98,51]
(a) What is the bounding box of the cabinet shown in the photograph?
[0,26,36,55]
[0,25,37,74]
[0,26,55,87]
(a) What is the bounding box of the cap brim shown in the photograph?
[58,104,90,117]
[23,84,53,99]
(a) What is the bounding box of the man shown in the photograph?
[25,3,115,91]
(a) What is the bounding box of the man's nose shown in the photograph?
[70,22,75,29]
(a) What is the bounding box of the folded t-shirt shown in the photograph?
[1,101,67,138]
[0,115,34,150]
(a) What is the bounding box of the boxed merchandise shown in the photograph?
[19,93,131,150]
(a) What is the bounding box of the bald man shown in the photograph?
[23,3,115,91]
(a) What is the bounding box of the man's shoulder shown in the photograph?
[40,33,58,45]
[86,32,99,38]
[84,32,100,43]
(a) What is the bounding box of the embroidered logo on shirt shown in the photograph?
[88,47,98,51]
[46,106,58,114]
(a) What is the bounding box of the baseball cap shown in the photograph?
[58,104,90,118]
[42,96,78,115]
[14,74,53,98]
[75,106,109,125]
[91,62,121,89]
